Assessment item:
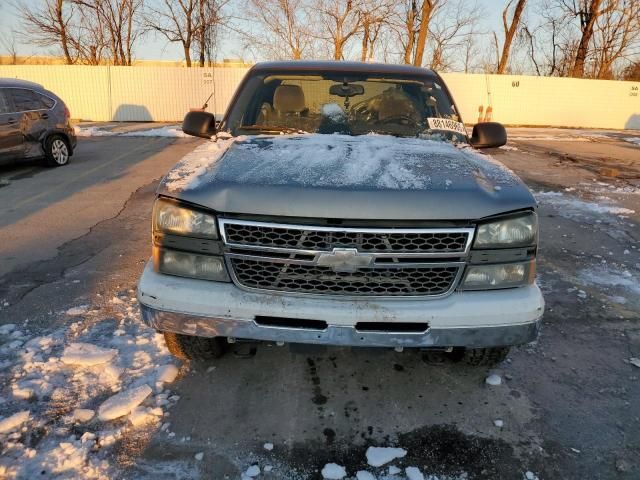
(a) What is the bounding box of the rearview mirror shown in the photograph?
[182,111,216,138]
[329,83,365,97]
[469,122,507,148]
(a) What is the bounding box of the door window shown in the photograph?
[7,88,54,112]
[0,90,11,114]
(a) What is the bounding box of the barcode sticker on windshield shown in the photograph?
[427,118,467,135]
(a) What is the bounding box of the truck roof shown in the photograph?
[250,60,438,78]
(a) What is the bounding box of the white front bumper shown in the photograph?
[137,262,544,348]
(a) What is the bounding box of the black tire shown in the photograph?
[163,331,226,360]
[460,347,510,366]
[44,134,70,167]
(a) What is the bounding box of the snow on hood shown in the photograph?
[159,133,534,220]
[162,133,519,193]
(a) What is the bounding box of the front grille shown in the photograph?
[230,258,459,296]
[221,219,471,297]
[223,222,470,254]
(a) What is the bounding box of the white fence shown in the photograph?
[0,65,638,129]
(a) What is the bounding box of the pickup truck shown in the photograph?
[137,61,544,366]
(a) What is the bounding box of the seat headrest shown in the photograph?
[273,85,306,113]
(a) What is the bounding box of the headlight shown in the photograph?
[474,213,537,248]
[462,261,535,290]
[154,247,229,282]
[153,198,218,238]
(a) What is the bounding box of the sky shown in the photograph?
[0,1,516,63]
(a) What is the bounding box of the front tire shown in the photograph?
[460,347,510,366]
[44,135,70,167]
[163,332,226,361]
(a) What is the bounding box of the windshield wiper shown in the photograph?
[239,125,308,134]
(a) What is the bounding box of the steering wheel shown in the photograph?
[377,114,420,126]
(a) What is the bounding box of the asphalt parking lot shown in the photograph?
[0,128,639,479]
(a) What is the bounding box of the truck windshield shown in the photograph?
[225,73,466,143]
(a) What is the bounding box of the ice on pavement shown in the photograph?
[0,411,30,434]
[356,471,376,480]
[156,364,179,383]
[321,463,347,479]
[0,292,181,479]
[388,465,401,475]
[194,452,204,461]
[61,343,117,366]
[244,465,261,477]
[98,384,152,421]
[535,190,635,218]
[524,471,540,480]
[485,374,502,386]
[0,324,16,335]
[263,442,274,450]
[579,265,640,295]
[66,305,89,316]
[366,446,408,467]
[629,358,640,368]
[72,409,95,423]
[494,419,504,428]
[405,466,425,480]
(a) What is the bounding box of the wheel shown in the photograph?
[44,135,70,167]
[460,347,510,366]
[162,331,226,360]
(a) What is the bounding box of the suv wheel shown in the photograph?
[460,347,510,366]
[45,135,70,167]
[163,331,226,361]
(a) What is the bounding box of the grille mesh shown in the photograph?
[224,223,469,254]
[230,258,459,296]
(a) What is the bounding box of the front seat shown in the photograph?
[272,85,307,126]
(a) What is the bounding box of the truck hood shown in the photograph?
[158,134,535,221]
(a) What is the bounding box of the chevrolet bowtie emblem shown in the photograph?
[316,248,375,273]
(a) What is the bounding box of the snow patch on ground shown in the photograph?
[0,293,180,479]
[74,125,187,137]
[623,137,640,146]
[535,191,636,218]
[73,126,117,137]
[485,374,502,386]
[121,126,188,137]
[578,265,640,295]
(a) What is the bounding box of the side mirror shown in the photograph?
[182,111,216,138]
[469,122,507,148]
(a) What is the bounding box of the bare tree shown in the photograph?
[75,0,144,66]
[317,0,363,60]
[427,0,481,71]
[195,0,229,66]
[244,0,312,60]
[496,0,526,73]
[413,0,435,66]
[0,33,20,65]
[590,0,640,78]
[358,0,394,61]
[145,0,200,66]
[17,0,79,64]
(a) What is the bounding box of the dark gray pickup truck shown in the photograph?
[137,61,544,366]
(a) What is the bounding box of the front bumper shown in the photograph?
[138,262,544,348]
